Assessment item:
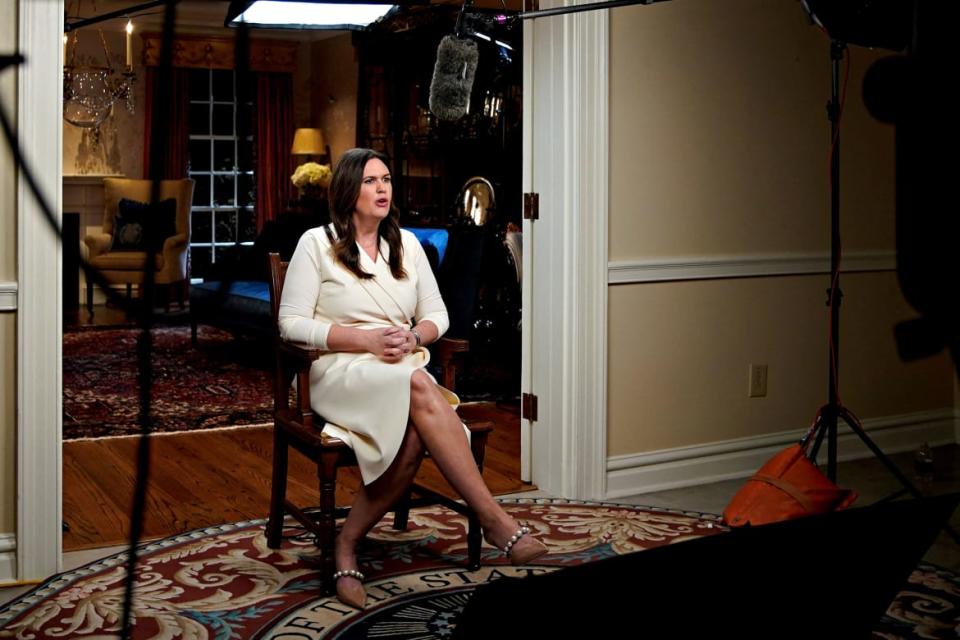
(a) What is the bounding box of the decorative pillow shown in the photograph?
[111,198,178,252]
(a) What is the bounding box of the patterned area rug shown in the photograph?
[0,499,954,639]
[63,325,273,439]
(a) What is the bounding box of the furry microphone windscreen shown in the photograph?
[429,35,479,121]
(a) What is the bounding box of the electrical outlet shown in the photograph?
[749,364,768,398]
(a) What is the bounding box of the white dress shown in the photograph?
[278,225,461,485]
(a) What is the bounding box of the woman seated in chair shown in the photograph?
[278,148,547,608]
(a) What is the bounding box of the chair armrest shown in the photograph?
[435,337,469,361]
[162,233,188,252]
[275,340,326,429]
[432,337,470,391]
[82,232,113,259]
[278,340,325,369]
[159,233,190,281]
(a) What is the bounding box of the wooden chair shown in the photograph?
[265,253,493,595]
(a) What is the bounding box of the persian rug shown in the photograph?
[0,499,953,639]
[63,325,273,439]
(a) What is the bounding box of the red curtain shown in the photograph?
[142,67,191,180]
[255,72,295,230]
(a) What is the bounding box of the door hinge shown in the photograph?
[522,392,538,422]
[523,192,539,221]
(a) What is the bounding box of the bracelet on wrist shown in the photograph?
[412,328,422,347]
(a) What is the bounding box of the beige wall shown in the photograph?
[0,0,17,533]
[608,0,953,455]
[608,273,954,455]
[609,0,895,259]
[310,34,358,165]
[293,39,314,130]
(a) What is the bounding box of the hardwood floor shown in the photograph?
[63,402,532,550]
[65,296,190,328]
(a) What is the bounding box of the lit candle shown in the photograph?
[125,20,133,68]
[63,33,68,64]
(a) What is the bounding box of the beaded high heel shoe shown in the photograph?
[501,526,549,566]
[333,569,366,609]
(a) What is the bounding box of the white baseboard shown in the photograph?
[606,408,958,498]
[0,534,15,583]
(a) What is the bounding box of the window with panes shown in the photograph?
[187,68,256,280]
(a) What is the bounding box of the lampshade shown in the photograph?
[291,128,326,155]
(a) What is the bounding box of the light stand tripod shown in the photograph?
[805,41,958,542]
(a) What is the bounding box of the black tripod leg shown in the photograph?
[810,424,824,459]
[874,488,910,504]
[840,409,960,545]
[840,411,922,499]
[808,408,838,474]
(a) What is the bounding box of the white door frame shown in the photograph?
[17,0,64,580]
[523,0,609,499]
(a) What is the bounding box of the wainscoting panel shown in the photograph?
[0,533,15,583]
[0,283,15,311]
[606,408,957,498]
[608,251,895,284]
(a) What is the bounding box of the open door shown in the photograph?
[521,0,610,498]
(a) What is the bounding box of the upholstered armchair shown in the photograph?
[82,177,194,316]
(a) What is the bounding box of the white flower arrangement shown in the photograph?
[291,162,332,191]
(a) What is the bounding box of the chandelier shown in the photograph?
[63,8,136,129]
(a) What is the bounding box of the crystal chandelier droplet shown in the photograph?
[63,66,114,128]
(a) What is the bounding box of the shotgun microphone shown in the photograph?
[428,35,479,121]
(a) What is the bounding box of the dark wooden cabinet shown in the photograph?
[355,8,523,229]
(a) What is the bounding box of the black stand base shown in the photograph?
[809,405,960,545]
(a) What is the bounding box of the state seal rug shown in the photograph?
[0,499,954,639]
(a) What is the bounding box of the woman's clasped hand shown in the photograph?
[367,326,416,362]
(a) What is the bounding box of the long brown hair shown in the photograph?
[326,148,406,280]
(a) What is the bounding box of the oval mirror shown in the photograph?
[459,176,496,226]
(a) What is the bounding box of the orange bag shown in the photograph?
[723,442,858,527]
